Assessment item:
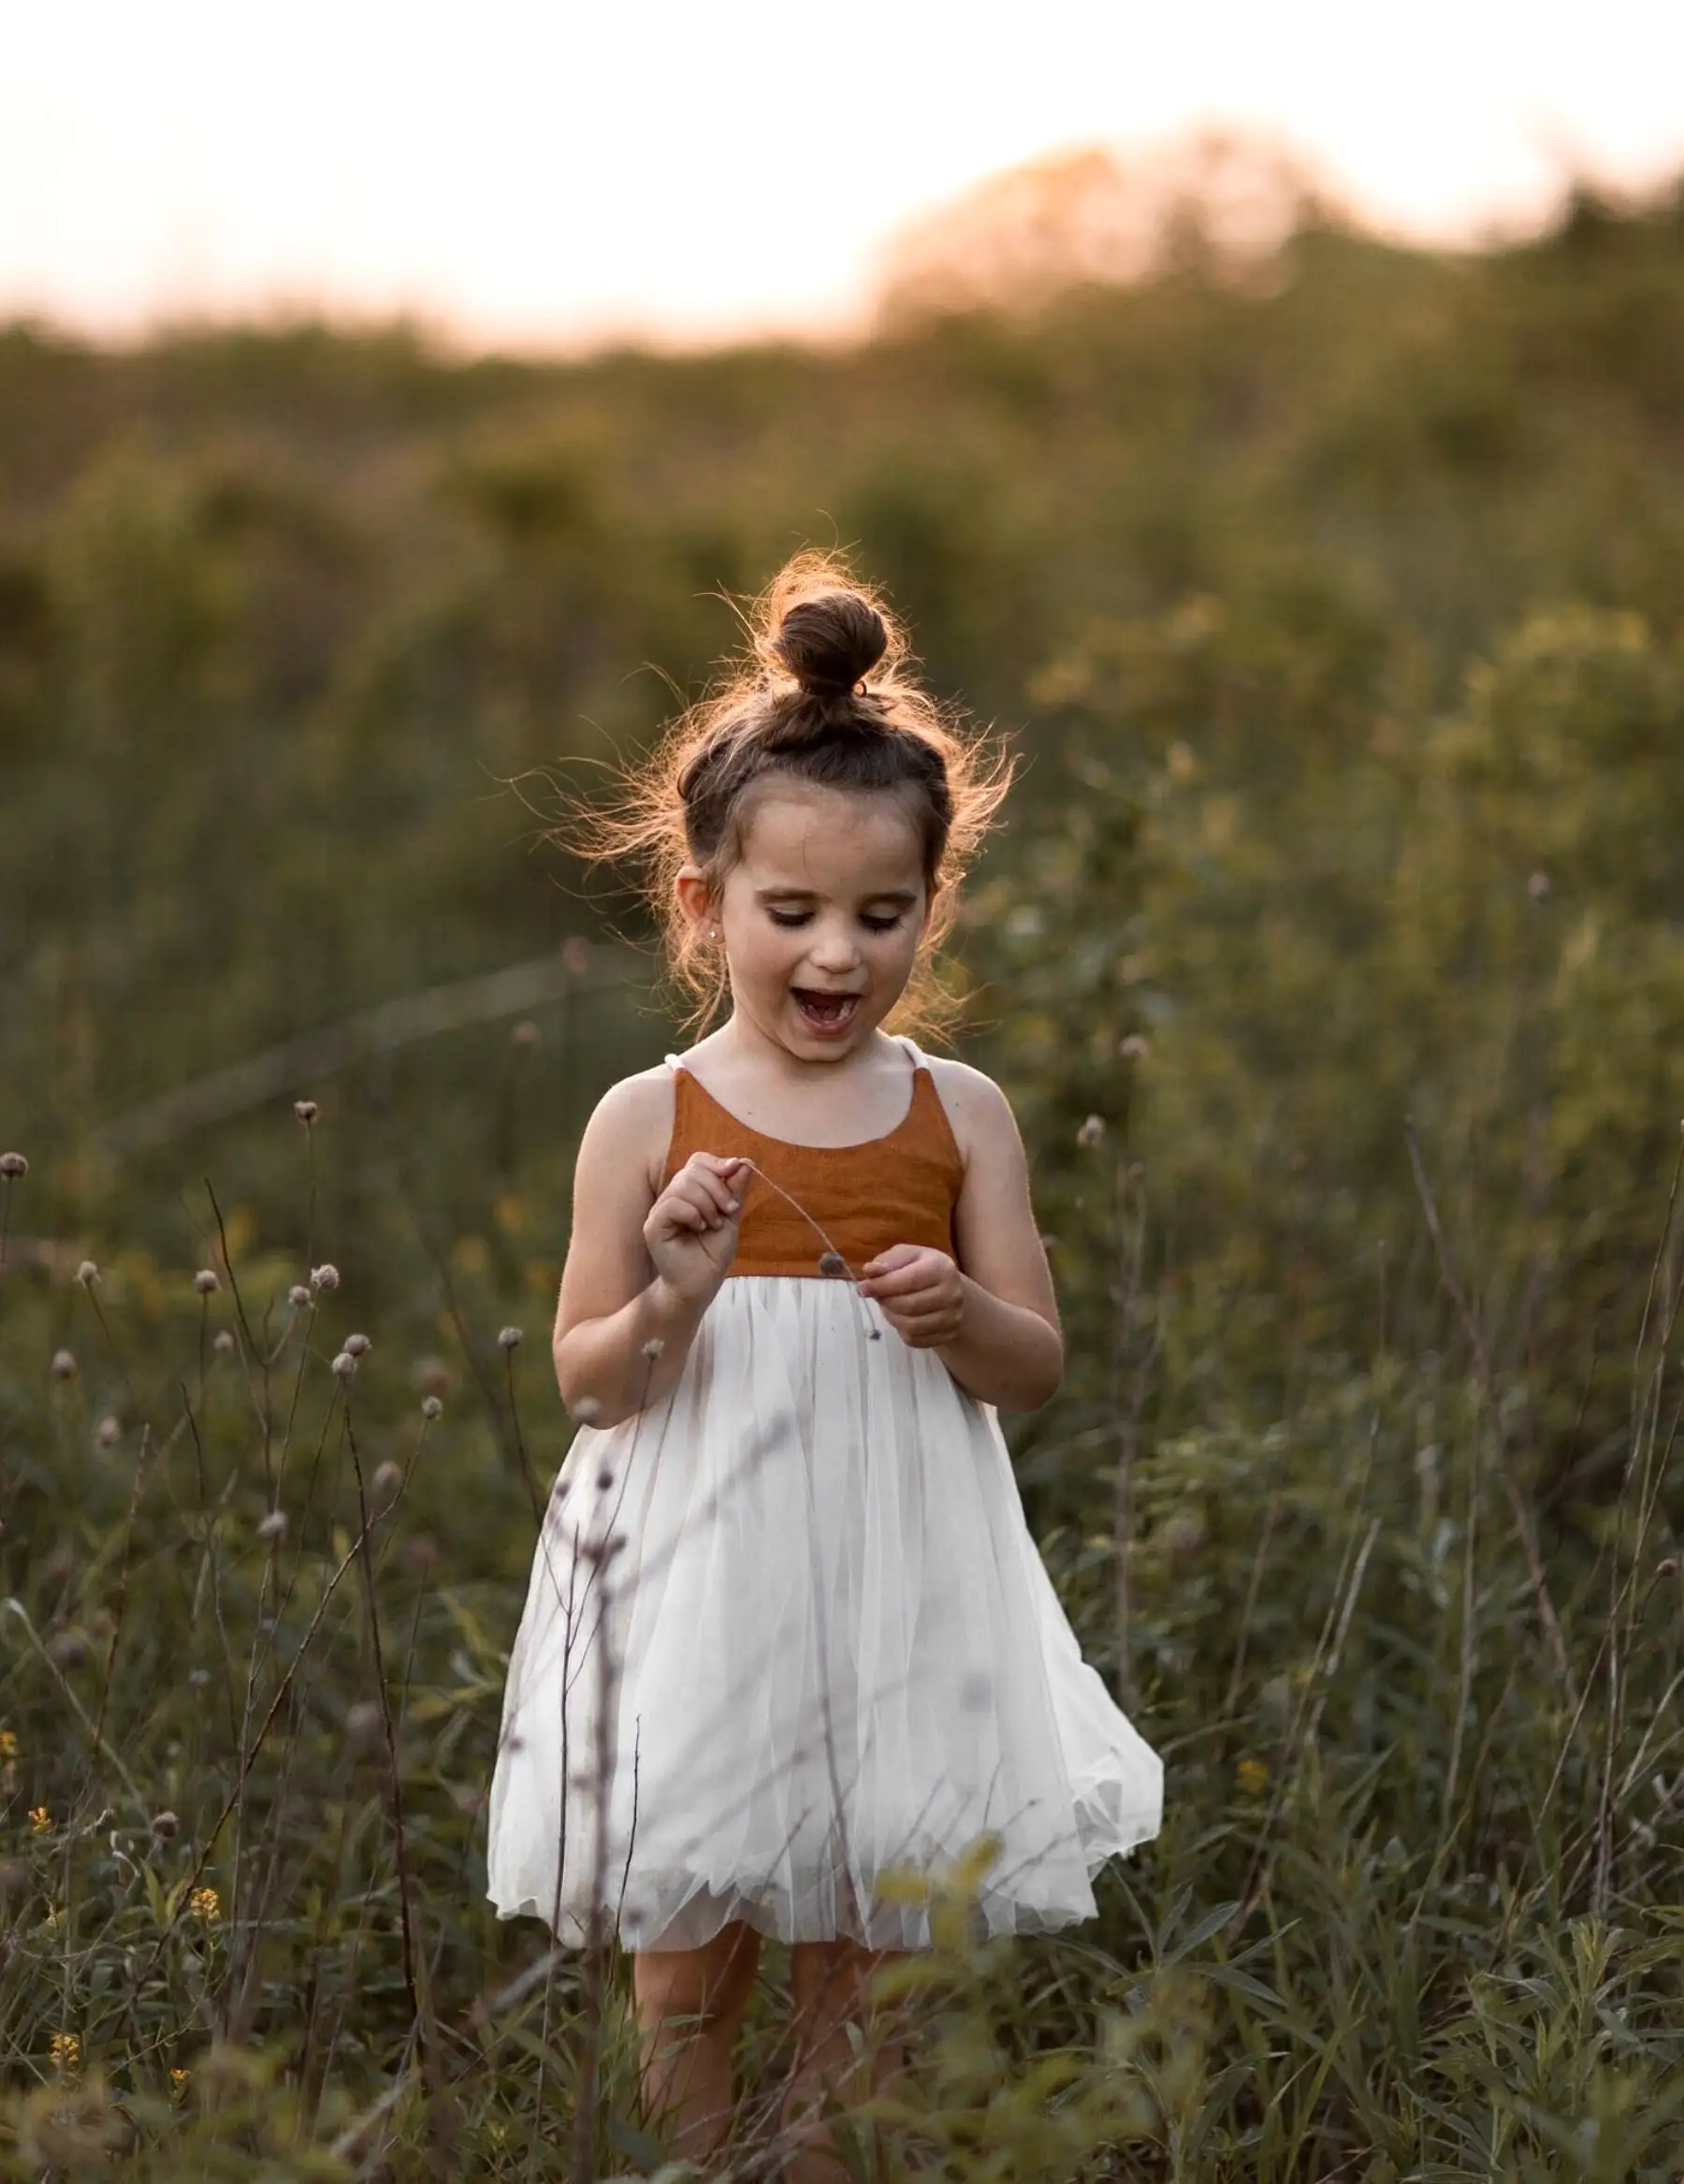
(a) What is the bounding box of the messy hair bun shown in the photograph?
[772,591,889,697]
[561,549,1016,1039]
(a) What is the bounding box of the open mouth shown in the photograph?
[792,988,862,1034]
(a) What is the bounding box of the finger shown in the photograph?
[879,1301,952,1332]
[859,1263,936,1300]
[688,1157,745,1216]
[659,1190,719,1237]
[677,1171,740,1224]
[891,1318,961,1348]
[860,1244,921,1277]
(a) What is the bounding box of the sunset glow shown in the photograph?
[7,0,1684,351]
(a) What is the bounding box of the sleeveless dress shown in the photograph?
[485,1036,1162,1954]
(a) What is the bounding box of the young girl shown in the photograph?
[486,555,1162,2178]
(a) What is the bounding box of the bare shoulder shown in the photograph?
[577,1064,677,1201]
[921,1055,1023,1170]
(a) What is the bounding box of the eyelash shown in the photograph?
[767,911,904,933]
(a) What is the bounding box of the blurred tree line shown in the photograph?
[3,167,1684,1530]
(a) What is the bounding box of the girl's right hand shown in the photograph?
[644,1153,751,1307]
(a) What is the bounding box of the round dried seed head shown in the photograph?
[1119,1033,1150,1060]
[51,1348,77,1379]
[331,1351,356,1383]
[1076,1114,1106,1148]
[256,1508,288,1544]
[342,1332,370,1358]
[151,1810,179,1840]
[572,1395,602,1425]
[345,1700,384,1754]
[47,1628,89,1669]
[310,1263,340,1293]
[288,1284,312,1308]
[420,1394,443,1420]
[512,1020,538,1046]
[640,1336,665,1359]
[77,1259,99,1288]
[294,1099,319,1123]
[370,1460,403,1510]
[194,1269,220,1296]
[498,1325,523,1351]
[96,1414,122,1448]
[212,1330,235,1354]
[818,1250,848,1277]
[0,1152,26,1178]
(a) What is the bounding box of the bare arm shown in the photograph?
[553,1075,748,1430]
[858,1065,1064,1412]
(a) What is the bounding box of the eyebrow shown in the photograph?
[753,887,922,907]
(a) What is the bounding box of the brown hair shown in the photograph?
[563,550,1016,1039]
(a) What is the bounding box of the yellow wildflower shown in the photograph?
[28,1806,51,1834]
[1236,1757,1270,1798]
[169,2068,190,2095]
[50,2031,80,2075]
[0,1729,18,1759]
[189,1886,221,1926]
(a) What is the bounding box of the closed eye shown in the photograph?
[768,910,904,933]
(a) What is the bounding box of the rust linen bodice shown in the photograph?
[660,1039,965,1278]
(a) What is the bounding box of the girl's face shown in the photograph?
[680,779,931,1062]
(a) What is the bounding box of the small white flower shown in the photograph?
[498,1326,523,1351]
[256,1509,288,1545]
[77,1259,100,1288]
[311,1263,340,1293]
[421,1395,443,1420]
[51,1348,77,1380]
[332,1351,356,1384]
[195,1268,220,1296]
[343,1332,370,1358]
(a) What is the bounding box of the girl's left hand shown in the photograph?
[856,1245,965,1347]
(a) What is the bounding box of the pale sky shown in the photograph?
[5,0,1682,353]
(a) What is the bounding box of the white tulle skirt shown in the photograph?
[485,1275,1162,1953]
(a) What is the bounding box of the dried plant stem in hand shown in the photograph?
[732,1158,883,1339]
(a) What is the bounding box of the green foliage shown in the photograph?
[5,184,1684,2175]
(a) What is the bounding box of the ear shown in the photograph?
[675,866,714,938]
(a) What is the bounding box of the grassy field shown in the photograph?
[5,171,1684,2177]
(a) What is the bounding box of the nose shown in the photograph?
[806,919,862,975]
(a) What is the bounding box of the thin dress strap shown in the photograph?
[663,1053,685,1072]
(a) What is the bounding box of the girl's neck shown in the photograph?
[698,1013,907,1085]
